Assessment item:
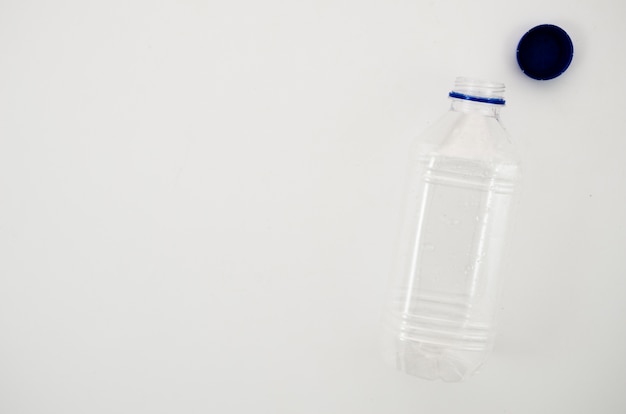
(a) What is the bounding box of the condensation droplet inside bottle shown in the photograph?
[463,200,479,208]
[441,215,461,226]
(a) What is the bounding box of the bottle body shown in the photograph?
[383,79,521,381]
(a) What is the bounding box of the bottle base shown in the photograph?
[383,335,488,382]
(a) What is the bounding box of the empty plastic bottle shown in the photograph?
[382,77,521,381]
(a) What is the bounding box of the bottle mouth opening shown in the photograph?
[450,77,506,105]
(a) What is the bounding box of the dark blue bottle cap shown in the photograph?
[516,24,574,80]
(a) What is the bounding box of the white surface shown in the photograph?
[0,1,625,413]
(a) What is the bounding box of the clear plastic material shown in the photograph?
[382,77,521,382]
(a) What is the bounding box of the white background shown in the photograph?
[1,1,625,413]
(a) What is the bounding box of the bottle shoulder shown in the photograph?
[411,110,520,166]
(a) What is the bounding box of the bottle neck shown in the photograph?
[450,98,502,118]
[449,77,505,118]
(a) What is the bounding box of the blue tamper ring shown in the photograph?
[517,24,574,80]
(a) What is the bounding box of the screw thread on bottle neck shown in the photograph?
[450,77,506,105]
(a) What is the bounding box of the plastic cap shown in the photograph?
[516,24,574,80]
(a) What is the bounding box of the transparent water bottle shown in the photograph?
[382,77,521,381]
